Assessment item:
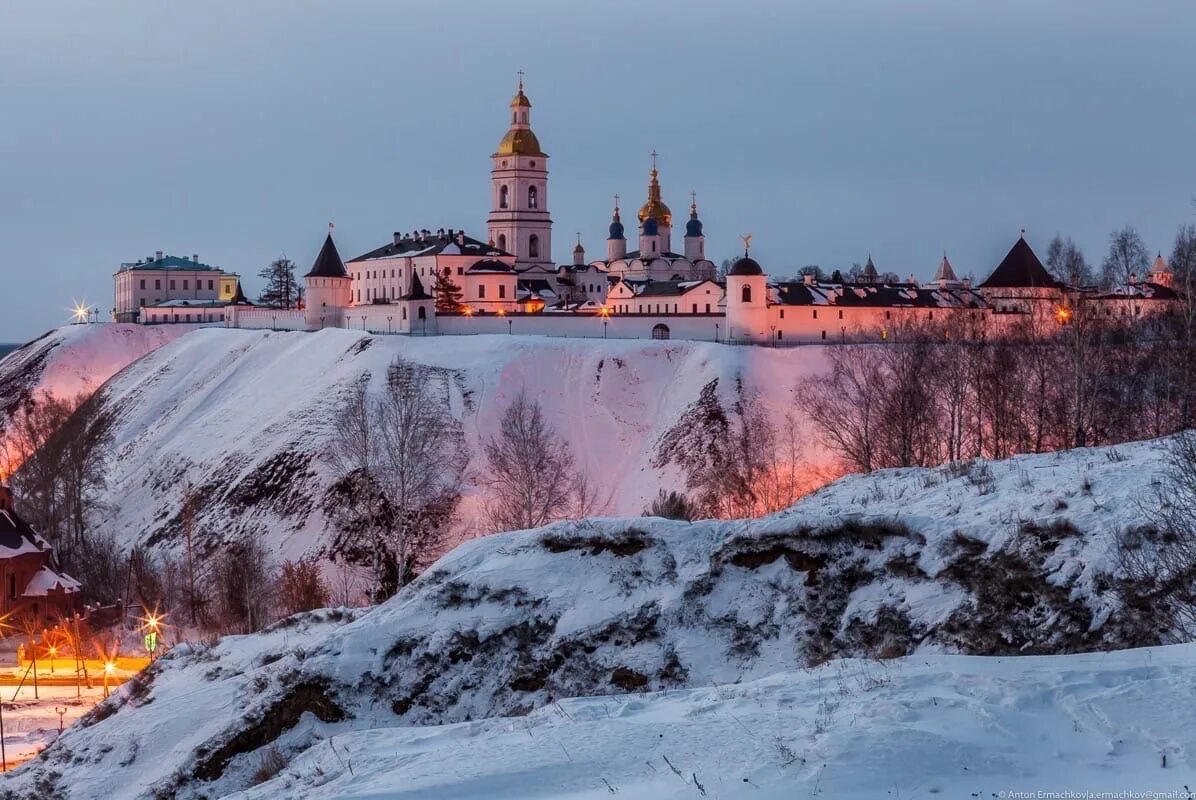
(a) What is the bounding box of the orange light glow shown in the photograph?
[497,308,506,317]
[1054,305,1073,325]
[104,661,115,674]
[463,307,474,317]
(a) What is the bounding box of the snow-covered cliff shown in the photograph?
[0,324,195,424]
[5,325,835,564]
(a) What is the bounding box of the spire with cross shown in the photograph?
[517,69,525,92]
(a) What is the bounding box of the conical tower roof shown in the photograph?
[862,254,878,279]
[305,233,348,279]
[979,234,1060,289]
[231,279,253,305]
[934,253,957,282]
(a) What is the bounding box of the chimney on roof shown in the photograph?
[456,230,465,246]
[803,272,815,286]
[193,254,199,263]
[394,232,402,246]
[962,278,972,289]
[156,250,164,261]
[0,486,12,513]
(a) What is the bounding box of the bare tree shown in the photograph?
[375,359,468,586]
[482,391,578,531]
[326,376,387,593]
[795,344,885,472]
[277,560,330,616]
[327,358,467,597]
[209,533,275,634]
[1101,225,1151,287]
[1045,235,1094,286]
[1118,431,1196,639]
[4,390,111,570]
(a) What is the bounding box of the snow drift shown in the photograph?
[2,436,1178,799]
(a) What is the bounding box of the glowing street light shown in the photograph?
[1054,305,1073,325]
[72,303,89,324]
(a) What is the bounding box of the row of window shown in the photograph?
[477,284,507,299]
[490,233,540,258]
[147,313,225,323]
[138,278,216,291]
[610,303,715,314]
[498,184,538,210]
[358,266,441,280]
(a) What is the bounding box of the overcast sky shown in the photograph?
[2,0,1194,341]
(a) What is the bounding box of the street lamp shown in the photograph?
[271,315,277,331]
[387,316,393,334]
[714,322,719,342]
[508,319,513,335]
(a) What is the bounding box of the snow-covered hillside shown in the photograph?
[25,326,833,564]
[0,324,195,426]
[3,438,1178,799]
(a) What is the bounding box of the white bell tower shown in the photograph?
[487,73,553,270]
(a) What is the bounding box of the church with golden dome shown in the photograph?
[600,158,717,283]
[483,76,716,297]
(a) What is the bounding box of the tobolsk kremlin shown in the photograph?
[112,78,1180,344]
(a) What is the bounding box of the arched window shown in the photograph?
[528,185,538,209]
[418,306,426,320]
[529,234,540,259]
[652,323,671,340]
[497,234,507,251]
[741,285,752,303]
[499,185,509,209]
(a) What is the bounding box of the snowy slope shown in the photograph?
[3,438,1179,799]
[0,324,195,430]
[63,326,833,564]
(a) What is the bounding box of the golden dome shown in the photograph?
[510,89,531,108]
[494,127,545,157]
[637,168,672,226]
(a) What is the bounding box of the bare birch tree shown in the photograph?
[482,390,576,531]
[327,357,467,597]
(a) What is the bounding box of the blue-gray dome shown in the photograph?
[727,256,763,276]
[685,216,703,237]
[608,219,625,239]
[642,217,659,236]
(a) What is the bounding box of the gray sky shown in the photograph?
[2,0,1194,341]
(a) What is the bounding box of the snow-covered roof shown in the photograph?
[0,508,48,558]
[22,566,80,597]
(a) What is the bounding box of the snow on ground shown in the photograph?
[13,325,832,565]
[0,684,112,770]
[1,436,1182,799]
[223,645,1196,800]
